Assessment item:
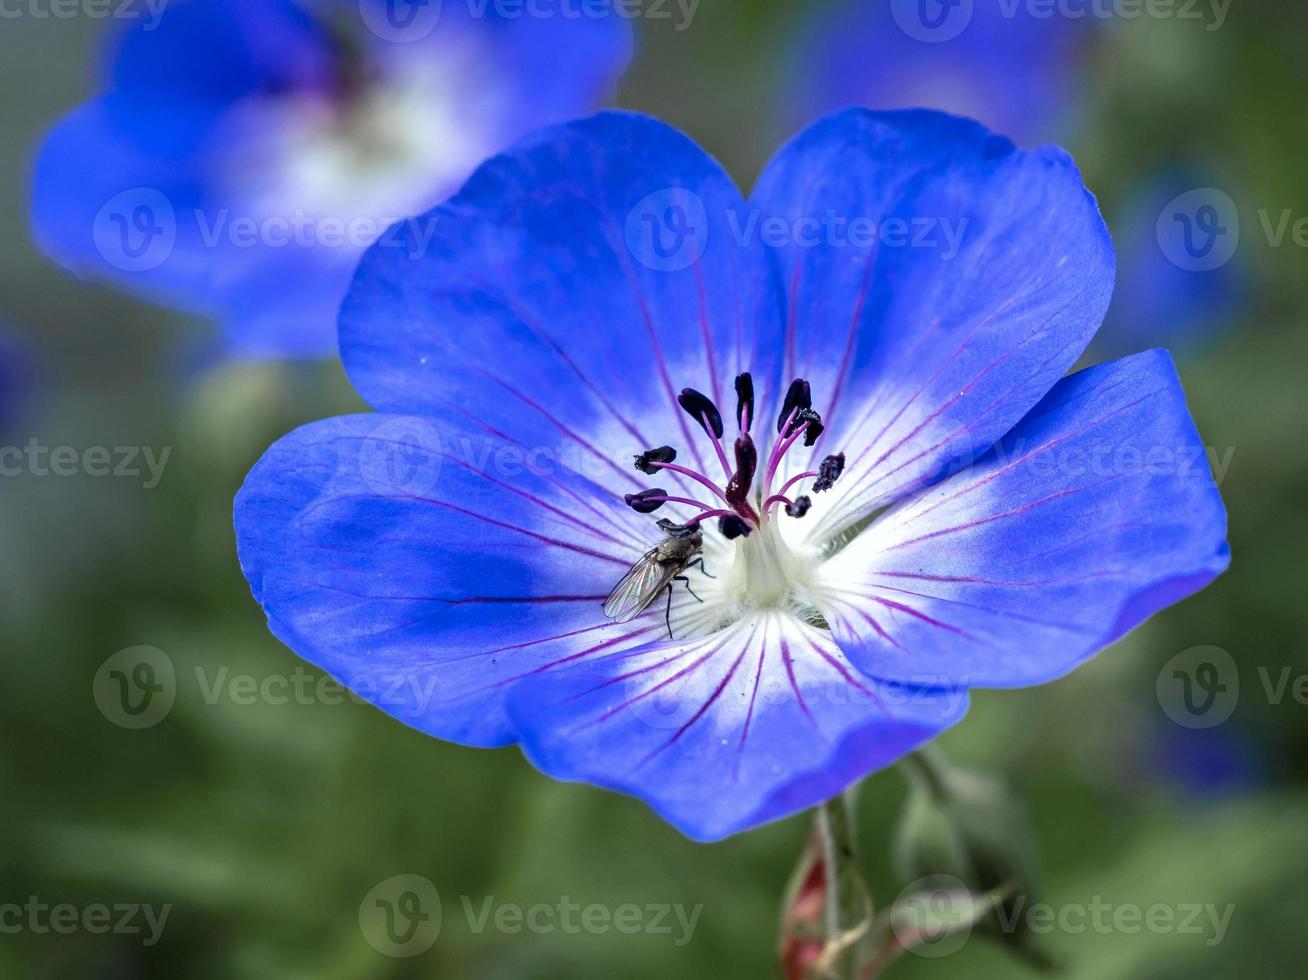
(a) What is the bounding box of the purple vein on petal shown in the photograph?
[733,619,771,781]
[634,623,757,771]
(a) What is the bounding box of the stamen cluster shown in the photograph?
[624,372,846,538]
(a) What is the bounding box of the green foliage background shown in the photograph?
[2,2,1306,977]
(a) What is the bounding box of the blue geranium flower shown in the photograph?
[31,0,631,358]
[235,109,1229,841]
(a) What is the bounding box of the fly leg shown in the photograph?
[686,556,714,579]
[675,574,704,604]
[666,575,705,640]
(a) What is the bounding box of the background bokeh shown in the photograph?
[3,1,1307,977]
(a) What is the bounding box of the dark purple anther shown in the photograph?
[813,452,846,493]
[634,445,677,475]
[734,372,754,432]
[777,378,812,433]
[677,388,724,439]
[624,489,668,514]
[718,514,752,539]
[794,408,825,447]
[785,495,812,518]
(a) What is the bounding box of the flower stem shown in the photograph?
[814,790,872,979]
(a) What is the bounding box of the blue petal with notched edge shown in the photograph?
[750,109,1116,539]
[235,413,667,747]
[818,350,1229,688]
[341,110,784,492]
[506,613,968,841]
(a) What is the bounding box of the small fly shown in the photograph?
[603,518,711,638]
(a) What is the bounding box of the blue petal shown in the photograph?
[782,0,1092,147]
[341,110,784,489]
[234,413,663,747]
[818,350,1229,688]
[31,96,229,316]
[506,613,968,841]
[106,0,329,144]
[749,109,1116,540]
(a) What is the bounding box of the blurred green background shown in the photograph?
[3,2,1307,978]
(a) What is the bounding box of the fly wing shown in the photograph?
[602,549,680,624]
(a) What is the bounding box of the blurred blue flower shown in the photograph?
[782,0,1089,147]
[1097,169,1248,359]
[1149,722,1266,800]
[235,109,1229,840]
[30,0,631,358]
[783,2,1248,358]
[0,326,34,433]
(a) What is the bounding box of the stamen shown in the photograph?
[813,452,846,493]
[776,470,819,499]
[718,514,752,539]
[677,388,724,439]
[624,489,669,513]
[762,417,815,498]
[681,508,741,528]
[734,372,754,433]
[647,460,732,505]
[626,491,727,517]
[634,445,677,475]
[785,496,813,518]
[793,408,825,447]
[776,378,812,433]
[629,373,843,543]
